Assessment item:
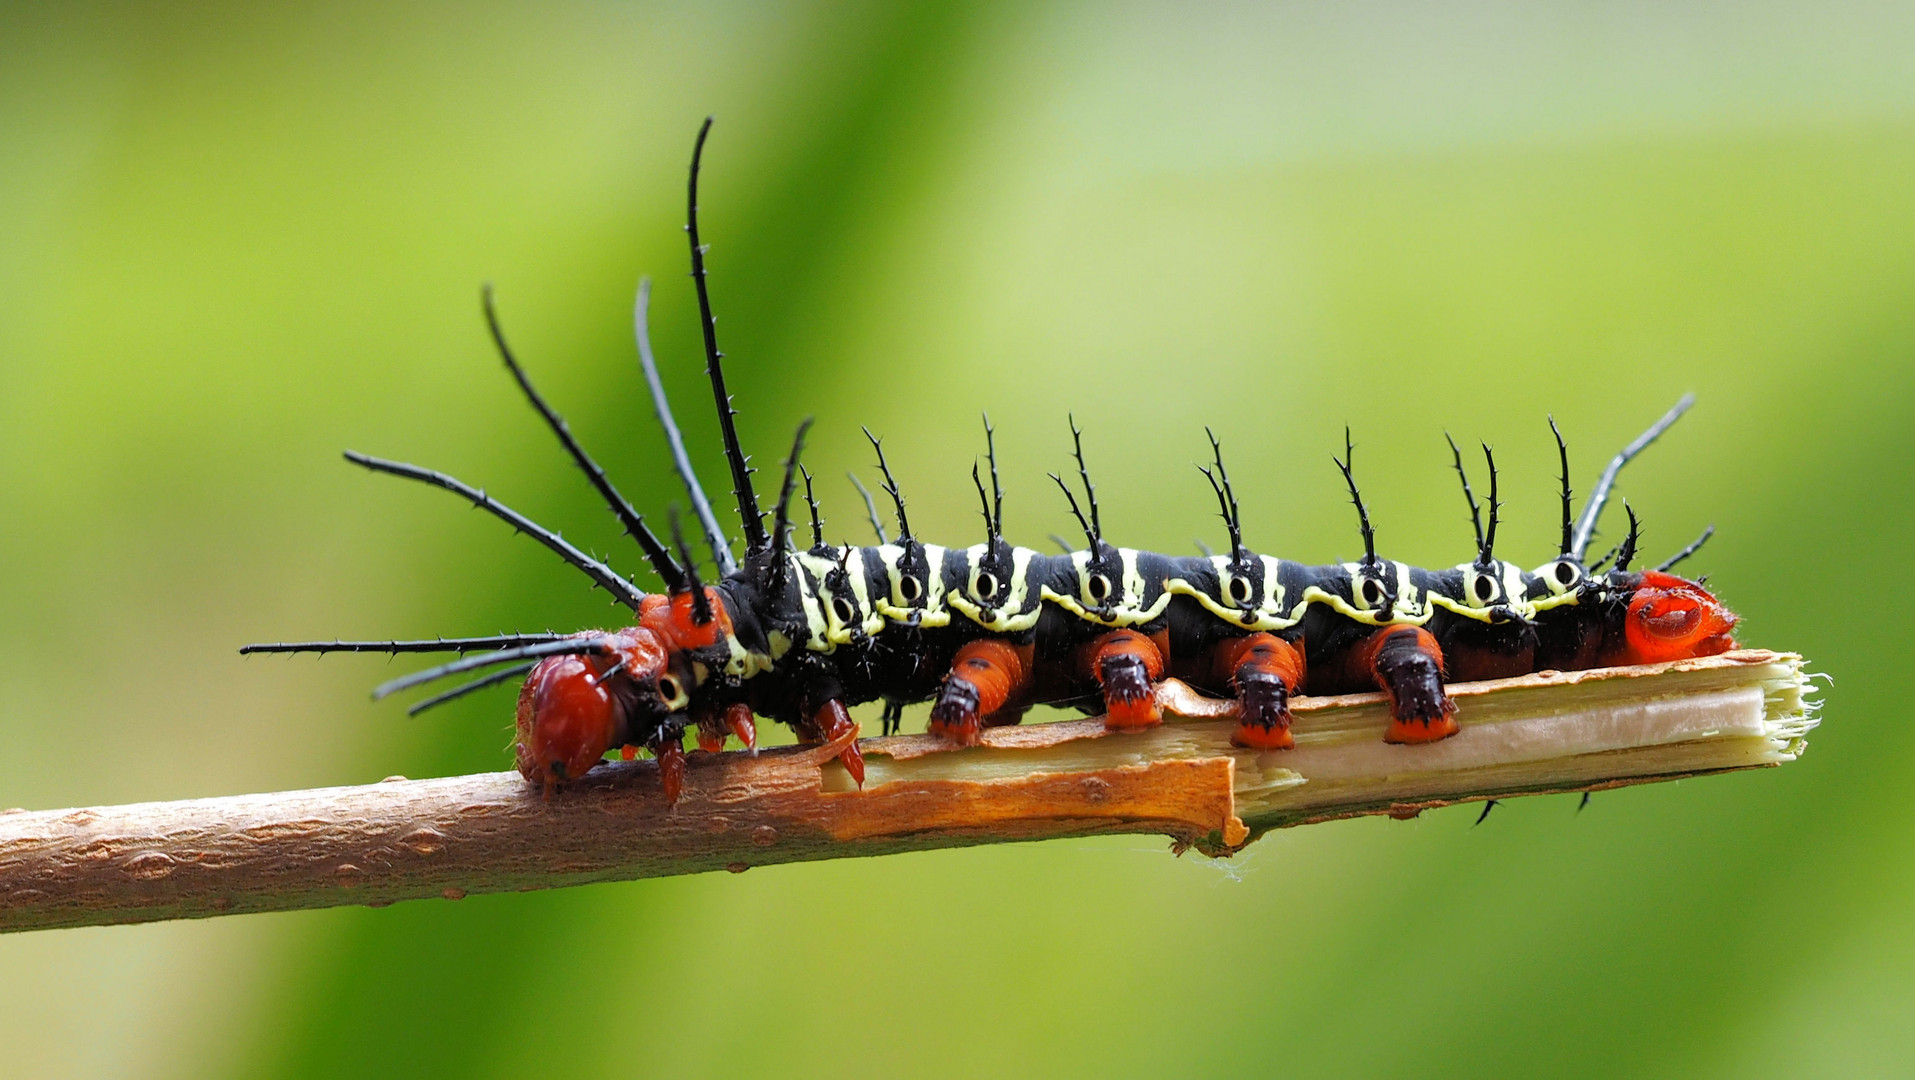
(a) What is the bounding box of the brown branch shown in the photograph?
[0,650,1815,933]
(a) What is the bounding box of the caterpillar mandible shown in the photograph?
[243,119,1739,803]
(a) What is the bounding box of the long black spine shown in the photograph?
[1481,442,1500,563]
[1446,432,1486,558]
[862,427,912,540]
[1614,503,1643,572]
[241,634,570,656]
[373,638,616,700]
[1049,472,1097,549]
[800,465,825,550]
[982,414,1003,544]
[768,421,812,557]
[1655,524,1715,572]
[971,463,995,547]
[1199,428,1247,568]
[343,451,648,612]
[484,285,683,591]
[634,277,737,575]
[848,472,888,545]
[1067,415,1101,542]
[407,662,537,717]
[1571,394,1694,560]
[766,419,813,595]
[686,117,767,552]
[1333,427,1378,567]
[1549,415,1574,558]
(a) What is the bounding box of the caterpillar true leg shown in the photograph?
[929,639,1035,745]
[693,700,758,755]
[806,699,866,786]
[725,701,757,752]
[1361,625,1460,744]
[651,718,690,805]
[784,668,866,785]
[694,707,726,753]
[1214,632,1306,750]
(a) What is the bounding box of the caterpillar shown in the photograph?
[244,119,1739,802]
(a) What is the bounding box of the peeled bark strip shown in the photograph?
[0,650,1815,933]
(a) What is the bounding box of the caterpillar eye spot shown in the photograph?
[1226,576,1253,606]
[1553,561,1578,587]
[1087,573,1112,603]
[1472,575,1497,603]
[657,676,684,705]
[1360,578,1383,606]
[976,571,1000,601]
[830,595,857,625]
[898,575,923,603]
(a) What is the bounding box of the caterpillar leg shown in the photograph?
[1079,629,1167,731]
[619,719,691,805]
[807,699,866,787]
[1362,625,1459,744]
[652,725,688,805]
[786,668,867,785]
[1215,633,1306,750]
[693,701,725,754]
[692,701,757,755]
[929,639,1034,746]
[725,703,757,753]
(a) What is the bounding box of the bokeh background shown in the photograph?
[1,2,1910,1076]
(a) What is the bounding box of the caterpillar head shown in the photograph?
[1603,570,1738,665]
[514,627,689,792]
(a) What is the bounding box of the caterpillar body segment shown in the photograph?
[491,528,1736,796]
[244,120,1744,804]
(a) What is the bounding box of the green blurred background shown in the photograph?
[1,2,1909,1076]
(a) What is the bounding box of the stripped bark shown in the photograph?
[0,650,1815,933]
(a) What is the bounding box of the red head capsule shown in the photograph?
[515,654,617,791]
[1605,570,1739,666]
[514,628,675,792]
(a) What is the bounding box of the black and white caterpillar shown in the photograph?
[244,120,1739,801]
